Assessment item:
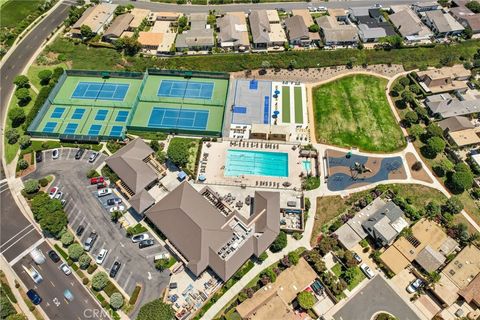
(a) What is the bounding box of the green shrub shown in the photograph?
[68,243,84,261]
[110,292,124,310]
[83,278,89,285]
[129,285,141,305]
[23,179,39,194]
[5,128,19,144]
[39,178,49,187]
[61,232,74,247]
[270,231,287,252]
[18,159,29,170]
[104,281,119,297]
[92,272,109,291]
[78,254,92,269]
[18,135,31,149]
[86,169,99,178]
[87,264,98,274]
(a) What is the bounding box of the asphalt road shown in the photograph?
[0,1,71,134]
[114,0,435,13]
[333,276,421,320]
[26,148,171,317]
[12,242,107,320]
[0,180,43,264]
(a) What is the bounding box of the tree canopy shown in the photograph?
[297,291,316,310]
[137,299,175,320]
[270,231,287,252]
[13,75,29,88]
[8,107,26,127]
[167,138,191,167]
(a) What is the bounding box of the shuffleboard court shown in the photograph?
[157,80,214,100]
[148,107,209,130]
[72,81,129,101]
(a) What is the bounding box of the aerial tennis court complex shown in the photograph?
[28,69,229,140]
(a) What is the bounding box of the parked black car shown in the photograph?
[48,250,60,263]
[74,148,85,160]
[110,261,121,278]
[35,151,43,163]
[139,239,154,249]
[76,225,85,237]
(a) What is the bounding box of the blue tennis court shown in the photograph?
[71,82,129,101]
[71,108,85,120]
[148,107,209,130]
[88,124,102,135]
[95,110,108,121]
[51,107,66,119]
[157,80,214,100]
[64,123,78,134]
[110,126,123,137]
[43,122,57,133]
[233,106,247,114]
[115,111,129,122]
[249,80,258,90]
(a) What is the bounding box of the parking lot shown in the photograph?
[26,148,170,315]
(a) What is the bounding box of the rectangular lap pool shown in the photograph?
[225,150,288,177]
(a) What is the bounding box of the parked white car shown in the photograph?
[109,205,125,213]
[407,278,424,293]
[131,233,149,243]
[360,263,375,279]
[28,266,43,284]
[96,249,108,265]
[97,188,112,197]
[59,263,71,276]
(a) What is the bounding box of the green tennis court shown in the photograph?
[28,69,229,139]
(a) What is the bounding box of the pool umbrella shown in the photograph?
[272,114,277,119]
[283,182,291,187]
[198,174,206,181]
[274,90,280,95]
[273,111,280,115]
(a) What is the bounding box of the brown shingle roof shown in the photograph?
[145,182,280,280]
[104,13,134,38]
[105,138,156,194]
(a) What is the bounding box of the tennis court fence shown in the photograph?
[147,69,229,80]
[27,72,67,134]
[66,70,144,79]
[139,95,225,107]
[127,124,220,137]
[52,98,131,108]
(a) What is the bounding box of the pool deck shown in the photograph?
[197,141,304,190]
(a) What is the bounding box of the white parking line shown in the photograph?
[1,227,37,254]
[70,212,82,226]
[115,260,126,279]
[76,216,86,229]
[121,271,133,290]
[8,238,45,266]
[0,225,34,249]
[66,149,72,159]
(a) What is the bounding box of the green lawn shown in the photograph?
[0,0,44,28]
[5,88,37,163]
[331,263,341,277]
[26,62,68,91]
[282,86,291,123]
[312,74,405,152]
[294,86,303,124]
[45,37,480,72]
[346,267,366,291]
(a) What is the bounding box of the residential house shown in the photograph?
[129,8,150,30]
[334,197,407,250]
[71,3,117,37]
[450,6,480,34]
[443,245,480,290]
[284,15,314,47]
[381,219,458,275]
[459,273,480,307]
[217,12,250,51]
[438,116,480,148]
[412,1,441,14]
[417,65,471,93]
[249,10,287,50]
[389,7,433,41]
[328,8,349,22]
[105,138,166,213]
[361,200,409,247]
[349,7,397,42]
[425,93,480,118]
[103,13,134,42]
[175,13,215,52]
[316,16,359,46]
[423,10,465,37]
[138,32,164,52]
[236,258,317,320]
[145,182,280,281]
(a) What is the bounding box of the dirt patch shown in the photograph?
[406,152,433,183]
[16,153,35,178]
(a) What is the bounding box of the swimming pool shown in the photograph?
[225,150,288,177]
[302,160,311,172]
